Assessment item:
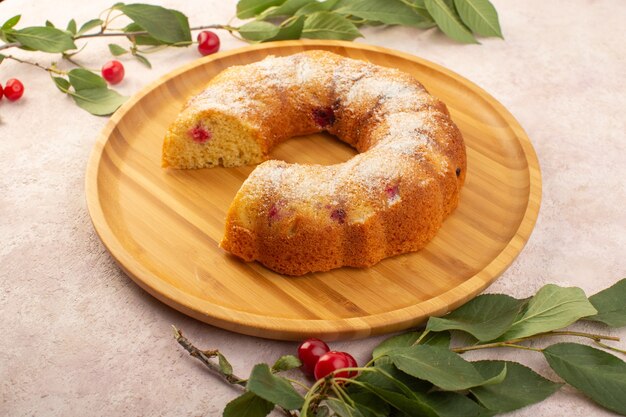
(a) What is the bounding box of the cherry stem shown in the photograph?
[454,342,544,353]
[331,382,355,407]
[300,376,331,417]
[452,330,619,354]
[75,24,234,40]
[412,329,430,345]
[3,54,66,75]
[531,330,619,342]
[62,54,90,70]
[0,42,20,51]
[595,340,626,356]
[0,24,235,53]
[286,377,311,391]
[172,326,246,386]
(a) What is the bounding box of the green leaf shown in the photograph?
[45,20,55,28]
[237,0,286,19]
[266,15,306,41]
[315,405,331,417]
[360,382,438,417]
[9,26,76,53]
[326,398,368,417]
[218,352,233,376]
[424,0,477,43]
[246,364,304,410]
[70,87,128,116]
[238,21,280,42]
[374,332,422,359]
[500,284,598,340]
[295,0,341,16]
[117,3,191,44]
[170,9,193,46]
[133,53,152,68]
[373,330,450,360]
[336,0,434,28]
[544,343,626,415]
[258,0,311,19]
[355,357,432,394]
[407,0,435,21]
[66,19,77,35]
[123,22,162,46]
[423,392,487,417]
[426,294,525,341]
[271,355,301,372]
[223,391,275,417]
[108,43,128,56]
[2,15,21,30]
[348,389,391,417]
[413,0,429,11]
[388,345,506,391]
[360,372,486,417]
[77,18,103,36]
[0,54,5,65]
[470,360,562,413]
[587,278,626,327]
[123,15,191,48]
[454,0,501,37]
[52,76,71,93]
[302,11,362,40]
[420,331,452,348]
[68,68,107,91]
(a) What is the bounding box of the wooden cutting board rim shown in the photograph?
[85,40,541,340]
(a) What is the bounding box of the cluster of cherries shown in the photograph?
[297,338,358,380]
[101,31,220,85]
[0,78,25,101]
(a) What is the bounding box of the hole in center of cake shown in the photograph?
[271,132,357,166]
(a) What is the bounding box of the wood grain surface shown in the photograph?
[85,40,541,341]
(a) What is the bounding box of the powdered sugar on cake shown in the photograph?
[224,53,456,217]
[190,50,469,275]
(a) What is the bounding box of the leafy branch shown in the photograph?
[173,326,245,387]
[173,326,299,417]
[452,329,621,353]
[0,0,503,116]
[176,278,626,416]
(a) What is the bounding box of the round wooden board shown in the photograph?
[86,40,541,341]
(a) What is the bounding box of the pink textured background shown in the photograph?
[1,1,625,416]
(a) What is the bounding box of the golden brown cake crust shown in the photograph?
[167,50,467,275]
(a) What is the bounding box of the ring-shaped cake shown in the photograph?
[162,50,466,275]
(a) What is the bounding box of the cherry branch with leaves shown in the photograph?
[175,279,626,417]
[0,0,503,115]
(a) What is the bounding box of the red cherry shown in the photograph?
[0,83,4,100]
[297,338,330,376]
[4,78,24,101]
[312,107,335,127]
[197,31,220,56]
[314,351,358,380]
[189,124,212,143]
[342,352,358,374]
[101,60,125,85]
